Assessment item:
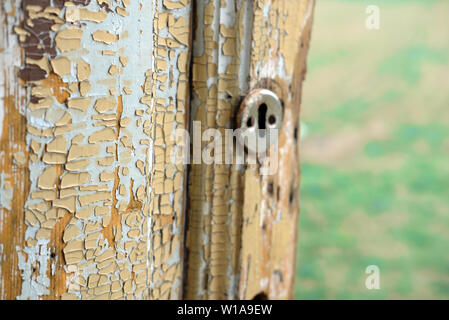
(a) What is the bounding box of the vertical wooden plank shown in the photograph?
[238,0,315,300]
[148,0,192,300]
[0,0,27,300]
[184,0,315,300]
[0,0,192,299]
[185,0,253,299]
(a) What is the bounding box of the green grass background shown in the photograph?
[295,0,449,299]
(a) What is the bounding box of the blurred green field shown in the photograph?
[296,0,449,299]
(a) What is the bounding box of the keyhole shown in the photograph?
[237,88,283,154]
[247,116,254,128]
[258,103,267,137]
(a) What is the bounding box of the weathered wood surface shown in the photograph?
[238,0,315,300]
[0,0,314,299]
[185,0,315,300]
[0,0,192,300]
[0,0,28,300]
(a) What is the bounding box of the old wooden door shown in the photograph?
[0,0,314,299]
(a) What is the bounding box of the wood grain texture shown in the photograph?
[0,1,28,299]
[148,0,192,300]
[184,0,315,300]
[184,0,252,300]
[0,0,192,299]
[0,0,314,300]
[238,0,315,300]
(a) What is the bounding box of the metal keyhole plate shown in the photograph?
[237,88,283,154]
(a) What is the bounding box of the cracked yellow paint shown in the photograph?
[145,0,192,299]
[184,0,314,300]
[238,0,315,300]
[1,0,313,300]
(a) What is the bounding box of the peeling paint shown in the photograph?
[1,0,313,300]
[238,0,315,300]
[9,0,191,300]
[185,0,252,300]
[147,0,192,300]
